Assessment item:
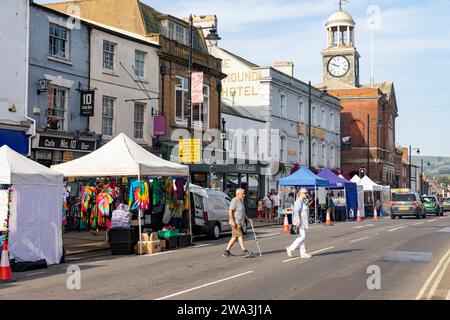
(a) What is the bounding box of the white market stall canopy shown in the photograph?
[359,175,383,191]
[350,175,361,184]
[51,133,189,177]
[0,145,63,186]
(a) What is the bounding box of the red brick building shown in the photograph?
[316,8,398,185]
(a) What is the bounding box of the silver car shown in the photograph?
[442,197,450,212]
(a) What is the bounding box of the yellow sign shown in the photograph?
[288,150,298,156]
[299,124,305,135]
[179,138,201,163]
[311,127,326,140]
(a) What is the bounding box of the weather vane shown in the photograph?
[339,0,349,11]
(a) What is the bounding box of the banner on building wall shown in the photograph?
[192,72,204,104]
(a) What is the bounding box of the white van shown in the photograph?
[190,186,248,240]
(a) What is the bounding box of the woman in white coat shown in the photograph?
[286,188,312,258]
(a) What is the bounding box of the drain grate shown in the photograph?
[380,251,432,263]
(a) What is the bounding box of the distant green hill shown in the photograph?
[411,156,450,180]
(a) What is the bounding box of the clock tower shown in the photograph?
[322,7,360,87]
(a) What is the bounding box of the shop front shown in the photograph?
[190,163,266,217]
[31,132,99,167]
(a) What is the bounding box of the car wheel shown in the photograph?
[391,214,395,219]
[399,216,403,219]
[209,223,221,240]
[242,221,248,235]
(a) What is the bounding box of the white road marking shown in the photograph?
[388,226,408,232]
[416,249,450,300]
[250,232,281,239]
[282,246,334,263]
[428,219,437,223]
[191,244,212,248]
[412,222,425,226]
[427,253,450,300]
[349,236,370,243]
[139,251,175,257]
[25,271,46,277]
[154,271,254,300]
[353,224,374,229]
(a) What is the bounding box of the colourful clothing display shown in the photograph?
[175,177,186,200]
[152,178,165,206]
[128,180,150,211]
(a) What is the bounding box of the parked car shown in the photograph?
[442,197,450,212]
[421,195,444,216]
[391,192,426,219]
[190,185,247,240]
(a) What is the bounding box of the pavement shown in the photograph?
[2,214,449,300]
[63,220,280,256]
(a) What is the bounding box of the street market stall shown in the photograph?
[51,133,190,255]
[0,145,64,265]
[317,168,358,221]
[358,176,382,217]
[279,167,329,223]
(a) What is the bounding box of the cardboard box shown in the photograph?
[160,239,166,251]
[135,240,161,254]
[141,233,149,241]
[149,232,159,241]
[147,240,161,254]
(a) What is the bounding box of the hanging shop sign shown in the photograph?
[80,90,95,117]
[37,135,97,153]
[179,138,201,164]
[311,127,326,140]
[153,115,166,136]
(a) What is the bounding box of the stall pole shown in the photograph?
[137,169,142,255]
[315,185,318,224]
[372,190,375,218]
[187,176,193,245]
[343,187,348,221]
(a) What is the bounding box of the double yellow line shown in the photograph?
[416,248,450,300]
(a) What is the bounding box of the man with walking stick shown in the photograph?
[286,188,312,259]
[223,188,254,258]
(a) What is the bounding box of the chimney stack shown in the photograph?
[274,61,294,77]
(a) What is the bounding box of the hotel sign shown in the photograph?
[311,127,326,140]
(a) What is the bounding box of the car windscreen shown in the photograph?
[421,197,435,203]
[392,194,416,202]
[442,198,450,202]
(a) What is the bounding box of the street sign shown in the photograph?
[80,90,95,117]
[179,138,201,163]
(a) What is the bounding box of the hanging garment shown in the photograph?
[152,178,165,206]
[96,193,114,217]
[128,180,150,211]
[175,177,186,201]
[81,186,96,213]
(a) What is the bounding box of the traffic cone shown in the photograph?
[356,208,362,222]
[283,213,290,233]
[0,241,13,282]
[374,208,378,220]
[325,209,333,226]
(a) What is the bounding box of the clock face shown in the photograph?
[328,56,350,77]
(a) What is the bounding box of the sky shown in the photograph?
[37,0,450,157]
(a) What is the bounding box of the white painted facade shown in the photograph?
[209,45,342,191]
[89,27,159,148]
[0,0,30,127]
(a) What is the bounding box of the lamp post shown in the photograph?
[409,146,420,190]
[308,81,312,170]
[187,14,221,162]
[420,160,431,195]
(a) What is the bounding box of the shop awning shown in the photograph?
[50,133,189,177]
[0,129,28,155]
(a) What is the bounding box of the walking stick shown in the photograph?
[249,220,262,256]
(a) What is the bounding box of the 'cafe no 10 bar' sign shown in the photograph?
[80,90,95,116]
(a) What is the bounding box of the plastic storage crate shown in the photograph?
[163,236,178,250]
[157,229,179,238]
[178,234,190,248]
[109,227,135,242]
[110,241,135,255]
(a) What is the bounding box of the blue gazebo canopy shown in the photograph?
[279,167,329,187]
